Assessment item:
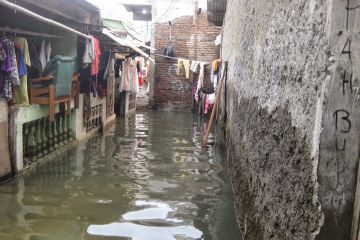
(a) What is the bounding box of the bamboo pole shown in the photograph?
[203,61,227,146]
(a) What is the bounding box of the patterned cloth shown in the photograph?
[0,38,20,100]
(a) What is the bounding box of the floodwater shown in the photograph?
[0,112,241,240]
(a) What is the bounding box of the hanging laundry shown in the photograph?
[39,40,46,71]
[0,38,20,101]
[121,58,139,93]
[211,59,222,91]
[138,70,143,87]
[0,43,6,61]
[183,59,190,79]
[212,59,221,73]
[211,70,218,91]
[204,94,210,114]
[91,36,101,76]
[90,36,101,97]
[13,37,31,106]
[45,41,51,63]
[177,58,190,79]
[16,51,27,77]
[209,93,215,104]
[27,40,42,79]
[129,58,139,94]
[194,62,205,102]
[120,58,130,92]
[190,61,200,72]
[104,52,114,80]
[83,36,94,64]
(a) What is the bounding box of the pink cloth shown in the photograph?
[138,71,143,87]
[205,94,210,114]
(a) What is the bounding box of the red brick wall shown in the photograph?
[153,12,221,111]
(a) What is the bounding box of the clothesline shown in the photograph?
[150,52,211,64]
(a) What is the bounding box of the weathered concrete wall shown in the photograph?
[0,100,12,181]
[317,1,360,239]
[220,0,360,239]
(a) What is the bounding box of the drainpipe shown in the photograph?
[0,0,91,39]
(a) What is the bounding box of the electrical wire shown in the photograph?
[126,0,188,32]
[155,0,175,22]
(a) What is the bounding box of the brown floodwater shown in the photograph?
[0,111,241,240]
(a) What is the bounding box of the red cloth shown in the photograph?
[138,71,143,87]
[91,36,101,76]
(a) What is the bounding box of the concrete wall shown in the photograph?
[219,0,360,239]
[153,12,221,111]
[0,100,12,181]
[74,94,111,142]
[9,104,65,172]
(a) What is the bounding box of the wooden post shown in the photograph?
[203,62,227,146]
[351,162,360,239]
[49,85,55,122]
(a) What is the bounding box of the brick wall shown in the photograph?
[153,12,221,111]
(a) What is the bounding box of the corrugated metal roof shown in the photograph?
[14,0,101,26]
[102,28,155,62]
[207,0,227,26]
[103,19,126,33]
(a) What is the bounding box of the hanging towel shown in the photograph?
[190,61,199,72]
[183,59,190,79]
[83,36,94,64]
[39,39,46,71]
[194,62,205,102]
[177,59,190,79]
[45,41,51,63]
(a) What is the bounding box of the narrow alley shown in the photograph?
[1,0,360,239]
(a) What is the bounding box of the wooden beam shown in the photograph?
[0,27,63,38]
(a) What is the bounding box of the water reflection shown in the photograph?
[88,222,202,240]
[0,112,240,240]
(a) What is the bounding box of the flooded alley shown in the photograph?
[0,112,240,240]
